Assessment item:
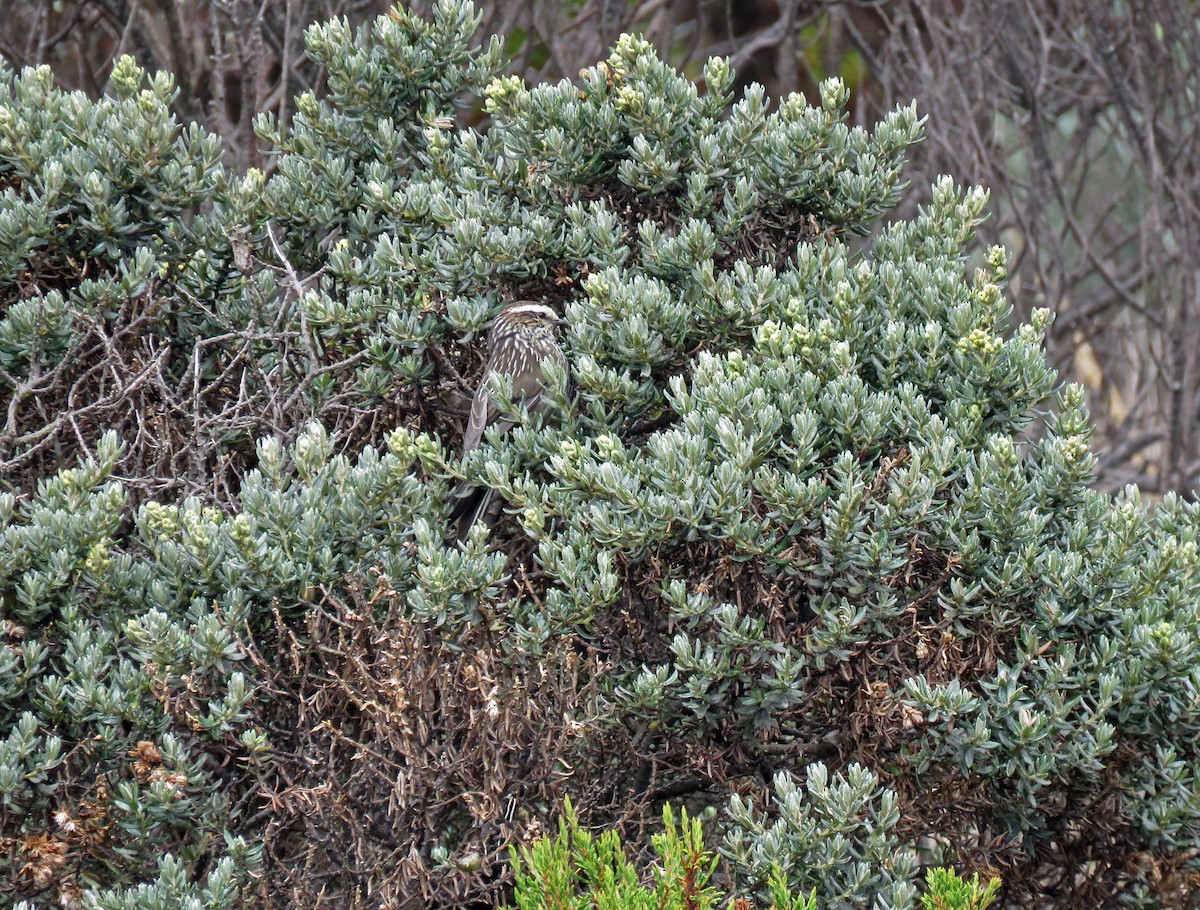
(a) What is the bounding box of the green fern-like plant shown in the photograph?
[508,799,816,910]
[921,867,1001,910]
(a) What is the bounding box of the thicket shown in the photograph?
[2,2,1200,908]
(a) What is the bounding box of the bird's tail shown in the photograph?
[448,484,499,542]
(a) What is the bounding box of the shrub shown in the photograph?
[507,797,999,910]
[3,2,1200,908]
[508,798,810,910]
[920,867,1001,910]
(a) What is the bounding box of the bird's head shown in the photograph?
[497,301,566,330]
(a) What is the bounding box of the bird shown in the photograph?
[450,300,568,540]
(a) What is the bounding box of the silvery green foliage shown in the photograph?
[330,8,1198,902]
[248,16,921,415]
[724,765,916,910]
[0,55,222,381]
[0,433,260,905]
[0,420,450,900]
[0,56,222,270]
[81,847,253,910]
[4,0,1200,905]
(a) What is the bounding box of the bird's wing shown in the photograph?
[510,361,549,404]
[513,347,567,409]
[462,381,494,453]
[464,348,564,453]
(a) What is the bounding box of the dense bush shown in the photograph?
[3,2,1200,908]
[506,800,1000,910]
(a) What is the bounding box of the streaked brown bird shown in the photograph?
[451,301,568,539]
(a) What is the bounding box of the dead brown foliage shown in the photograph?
[237,574,647,909]
[0,231,406,504]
